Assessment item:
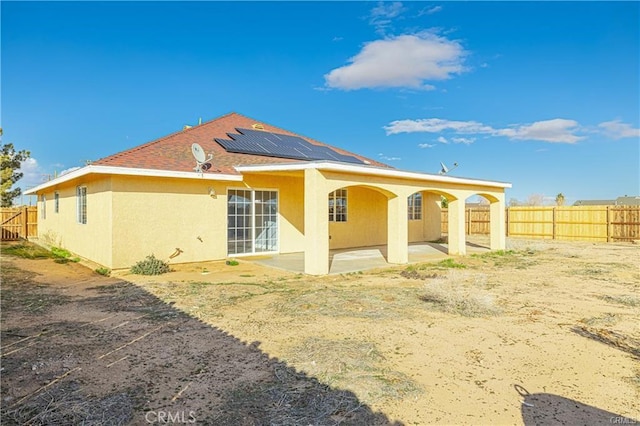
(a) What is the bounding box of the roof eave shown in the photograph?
[24,165,243,195]
[235,161,512,189]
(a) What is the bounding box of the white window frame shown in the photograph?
[54,192,59,213]
[408,192,422,220]
[328,189,347,222]
[227,187,279,256]
[40,195,46,219]
[76,186,87,224]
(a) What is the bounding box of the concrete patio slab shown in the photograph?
[248,240,491,275]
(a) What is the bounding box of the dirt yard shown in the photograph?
[1,238,639,425]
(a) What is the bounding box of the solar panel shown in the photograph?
[215,128,365,164]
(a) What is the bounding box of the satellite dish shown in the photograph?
[191,143,213,173]
[438,161,459,175]
[192,143,206,163]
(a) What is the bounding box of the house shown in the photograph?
[26,112,511,275]
[573,199,616,206]
[614,196,640,206]
[573,196,640,206]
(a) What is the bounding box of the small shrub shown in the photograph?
[96,267,111,277]
[130,255,171,275]
[51,246,72,259]
[226,259,239,266]
[437,258,466,269]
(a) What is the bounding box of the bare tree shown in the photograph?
[555,193,565,206]
[525,193,545,206]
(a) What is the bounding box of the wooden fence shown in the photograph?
[442,206,640,242]
[1,206,38,241]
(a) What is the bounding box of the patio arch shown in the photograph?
[465,192,506,251]
[326,184,392,251]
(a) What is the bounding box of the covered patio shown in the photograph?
[249,238,491,275]
[238,162,511,275]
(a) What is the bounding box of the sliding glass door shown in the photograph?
[228,189,278,255]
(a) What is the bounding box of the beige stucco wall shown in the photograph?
[36,175,113,267]
[110,176,229,269]
[329,186,388,249]
[109,173,306,268]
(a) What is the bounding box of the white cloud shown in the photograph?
[496,119,583,143]
[384,118,492,135]
[418,143,435,148]
[419,5,442,16]
[437,136,448,144]
[378,153,401,161]
[16,159,81,191]
[451,137,476,145]
[598,120,640,139]
[369,2,406,34]
[385,117,585,143]
[19,158,43,190]
[324,33,467,90]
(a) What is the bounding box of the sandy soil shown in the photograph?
[1,237,639,425]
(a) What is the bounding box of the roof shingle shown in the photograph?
[93,112,389,175]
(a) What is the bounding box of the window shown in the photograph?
[76,186,87,224]
[329,189,347,222]
[408,193,422,220]
[40,195,46,219]
[54,192,59,213]
[227,189,278,255]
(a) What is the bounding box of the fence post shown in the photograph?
[22,206,28,239]
[552,207,556,240]
[606,206,611,242]
[466,208,471,235]
[506,207,510,236]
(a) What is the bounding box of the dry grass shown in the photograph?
[571,326,640,359]
[1,381,138,426]
[211,363,397,426]
[273,285,423,320]
[598,294,640,307]
[418,271,501,317]
[283,337,422,403]
[1,242,53,259]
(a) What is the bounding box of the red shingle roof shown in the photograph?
[93,112,390,175]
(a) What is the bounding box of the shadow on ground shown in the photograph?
[516,385,638,425]
[0,260,401,425]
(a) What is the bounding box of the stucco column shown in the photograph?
[387,195,408,264]
[304,168,329,275]
[422,193,442,241]
[447,198,466,255]
[490,195,506,250]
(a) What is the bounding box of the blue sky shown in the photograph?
[2,1,639,205]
